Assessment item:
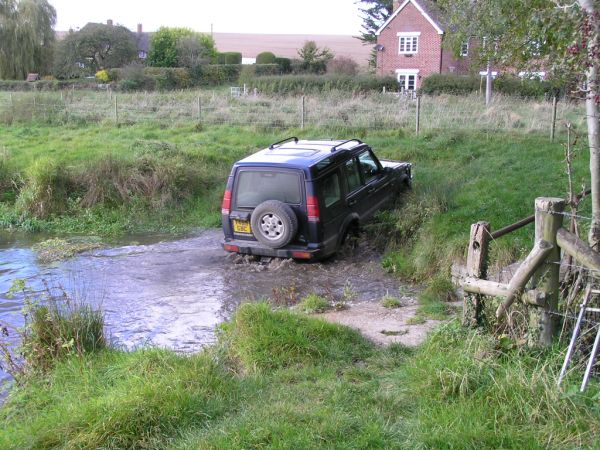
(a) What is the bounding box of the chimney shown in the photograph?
[107,19,113,26]
[393,1,400,11]
[137,23,143,34]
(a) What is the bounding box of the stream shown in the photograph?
[0,229,413,398]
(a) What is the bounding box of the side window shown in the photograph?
[344,158,362,193]
[321,171,342,208]
[358,151,381,184]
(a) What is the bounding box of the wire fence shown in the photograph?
[0,89,588,134]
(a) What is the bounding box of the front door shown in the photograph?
[398,73,417,91]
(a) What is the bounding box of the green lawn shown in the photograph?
[0,122,589,277]
[1,303,598,449]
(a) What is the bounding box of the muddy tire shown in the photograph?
[251,200,298,248]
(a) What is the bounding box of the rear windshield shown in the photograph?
[234,170,302,208]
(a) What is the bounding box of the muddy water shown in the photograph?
[0,229,414,396]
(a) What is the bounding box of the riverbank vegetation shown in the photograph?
[0,115,589,279]
[1,302,598,448]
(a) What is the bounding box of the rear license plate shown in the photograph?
[233,219,251,234]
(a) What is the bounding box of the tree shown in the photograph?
[356,0,393,45]
[0,0,56,79]
[297,41,334,74]
[356,0,393,68]
[149,27,215,68]
[53,23,137,77]
[176,34,217,68]
[437,0,600,248]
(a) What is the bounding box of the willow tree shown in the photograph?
[0,0,56,79]
[438,0,600,249]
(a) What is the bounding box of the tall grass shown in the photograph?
[1,280,105,377]
[0,89,586,134]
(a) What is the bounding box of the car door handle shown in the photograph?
[348,199,357,206]
[367,188,376,194]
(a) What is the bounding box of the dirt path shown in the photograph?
[320,301,443,346]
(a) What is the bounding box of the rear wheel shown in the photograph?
[251,200,298,248]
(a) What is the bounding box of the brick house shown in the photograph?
[375,0,472,90]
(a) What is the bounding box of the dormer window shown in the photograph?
[397,32,420,54]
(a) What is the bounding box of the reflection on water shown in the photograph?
[1,229,408,400]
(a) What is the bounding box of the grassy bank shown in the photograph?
[1,303,598,448]
[0,121,589,277]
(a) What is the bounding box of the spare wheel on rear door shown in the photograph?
[251,200,298,248]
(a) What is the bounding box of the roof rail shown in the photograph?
[269,137,298,150]
[331,139,363,153]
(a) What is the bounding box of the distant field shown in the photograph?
[212,32,372,63]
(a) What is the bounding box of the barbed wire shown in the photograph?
[548,310,600,326]
[551,210,595,221]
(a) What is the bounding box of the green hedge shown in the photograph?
[244,74,398,95]
[421,73,561,99]
[110,65,248,90]
[420,74,480,96]
[0,79,98,91]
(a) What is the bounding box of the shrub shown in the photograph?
[326,56,359,76]
[95,69,110,83]
[15,157,69,219]
[381,295,402,309]
[494,74,558,99]
[297,294,330,314]
[274,57,292,73]
[191,64,242,85]
[117,63,155,91]
[2,280,105,376]
[256,51,276,64]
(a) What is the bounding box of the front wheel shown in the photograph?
[251,200,298,248]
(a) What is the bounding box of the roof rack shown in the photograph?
[331,139,363,153]
[269,137,298,150]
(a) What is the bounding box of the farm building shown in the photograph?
[375,0,474,90]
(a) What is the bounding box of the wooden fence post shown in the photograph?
[463,221,491,327]
[415,95,421,136]
[550,95,558,141]
[300,95,305,129]
[9,93,13,122]
[114,95,118,126]
[529,197,565,347]
[197,96,201,122]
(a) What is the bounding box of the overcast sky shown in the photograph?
[50,0,365,35]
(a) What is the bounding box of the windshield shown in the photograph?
[234,170,302,208]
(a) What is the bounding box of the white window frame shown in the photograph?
[460,41,469,57]
[395,69,419,91]
[397,32,420,55]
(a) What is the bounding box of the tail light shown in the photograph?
[307,195,320,223]
[223,244,239,252]
[221,189,231,215]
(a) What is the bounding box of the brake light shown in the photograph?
[221,189,231,215]
[307,195,320,223]
[223,244,239,252]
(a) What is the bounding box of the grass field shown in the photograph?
[1,303,598,449]
[0,115,590,278]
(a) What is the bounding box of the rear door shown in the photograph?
[316,168,348,249]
